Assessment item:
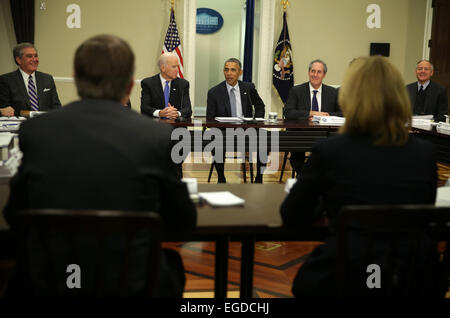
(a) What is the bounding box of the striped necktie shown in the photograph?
[28,75,39,111]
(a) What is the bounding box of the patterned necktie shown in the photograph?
[311,90,319,111]
[164,80,170,108]
[229,87,237,117]
[28,75,39,111]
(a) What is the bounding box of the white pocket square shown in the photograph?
[43,88,51,92]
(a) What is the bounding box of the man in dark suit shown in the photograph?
[3,34,196,297]
[406,59,448,122]
[284,59,341,176]
[140,52,192,120]
[206,58,266,183]
[0,42,61,117]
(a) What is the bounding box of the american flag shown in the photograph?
[162,8,184,78]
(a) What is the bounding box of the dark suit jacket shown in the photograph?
[3,99,197,296]
[281,134,439,297]
[406,80,448,122]
[206,80,265,120]
[0,69,61,116]
[283,82,341,119]
[140,74,192,118]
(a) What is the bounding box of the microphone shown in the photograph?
[175,82,188,122]
[245,87,258,124]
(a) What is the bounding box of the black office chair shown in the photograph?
[11,209,163,297]
[208,152,254,183]
[336,205,450,298]
[279,152,296,182]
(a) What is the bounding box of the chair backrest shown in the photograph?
[336,205,450,298]
[12,209,162,297]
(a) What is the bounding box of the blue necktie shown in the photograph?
[229,87,237,117]
[28,75,39,111]
[311,90,319,111]
[164,80,170,108]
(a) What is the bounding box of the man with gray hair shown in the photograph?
[0,42,61,116]
[284,59,341,176]
[140,52,192,120]
[406,59,448,122]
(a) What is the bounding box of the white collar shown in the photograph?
[19,68,35,82]
[309,83,322,94]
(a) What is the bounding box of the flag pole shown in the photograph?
[170,0,174,12]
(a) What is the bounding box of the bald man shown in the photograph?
[140,52,192,119]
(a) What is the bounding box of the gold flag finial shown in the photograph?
[170,0,175,10]
[281,0,289,11]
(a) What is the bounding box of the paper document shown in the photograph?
[0,133,14,147]
[198,191,245,207]
[436,122,450,135]
[215,117,243,123]
[0,116,26,121]
[0,122,20,132]
[436,187,450,206]
[240,117,265,122]
[312,116,345,126]
[412,118,433,130]
[413,115,433,120]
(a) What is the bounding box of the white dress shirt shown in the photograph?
[153,74,181,118]
[417,80,430,91]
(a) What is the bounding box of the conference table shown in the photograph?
[160,118,450,164]
[166,183,329,299]
[1,118,450,298]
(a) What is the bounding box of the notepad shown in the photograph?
[198,191,245,207]
[215,117,243,123]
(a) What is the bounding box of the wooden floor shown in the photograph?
[171,152,450,298]
[174,152,303,298]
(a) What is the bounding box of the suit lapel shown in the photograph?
[424,81,435,114]
[170,78,179,106]
[303,84,311,109]
[153,75,165,107]
[35,72,43,106]
[221,82,231,116]
[321,85,329,111]
[14,69,30,107]
[409,84,417,107]
[239,81,249,116]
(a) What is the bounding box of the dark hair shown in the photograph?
[13,42,36,65]
[74,34,135,102]
[224,58,242,69]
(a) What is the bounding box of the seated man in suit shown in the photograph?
[140,52,192,120]
[406,59,448,122]
[284,59,341,176]
[3,34,196,297]
[206,58,266,183]
[0,42,61,116]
